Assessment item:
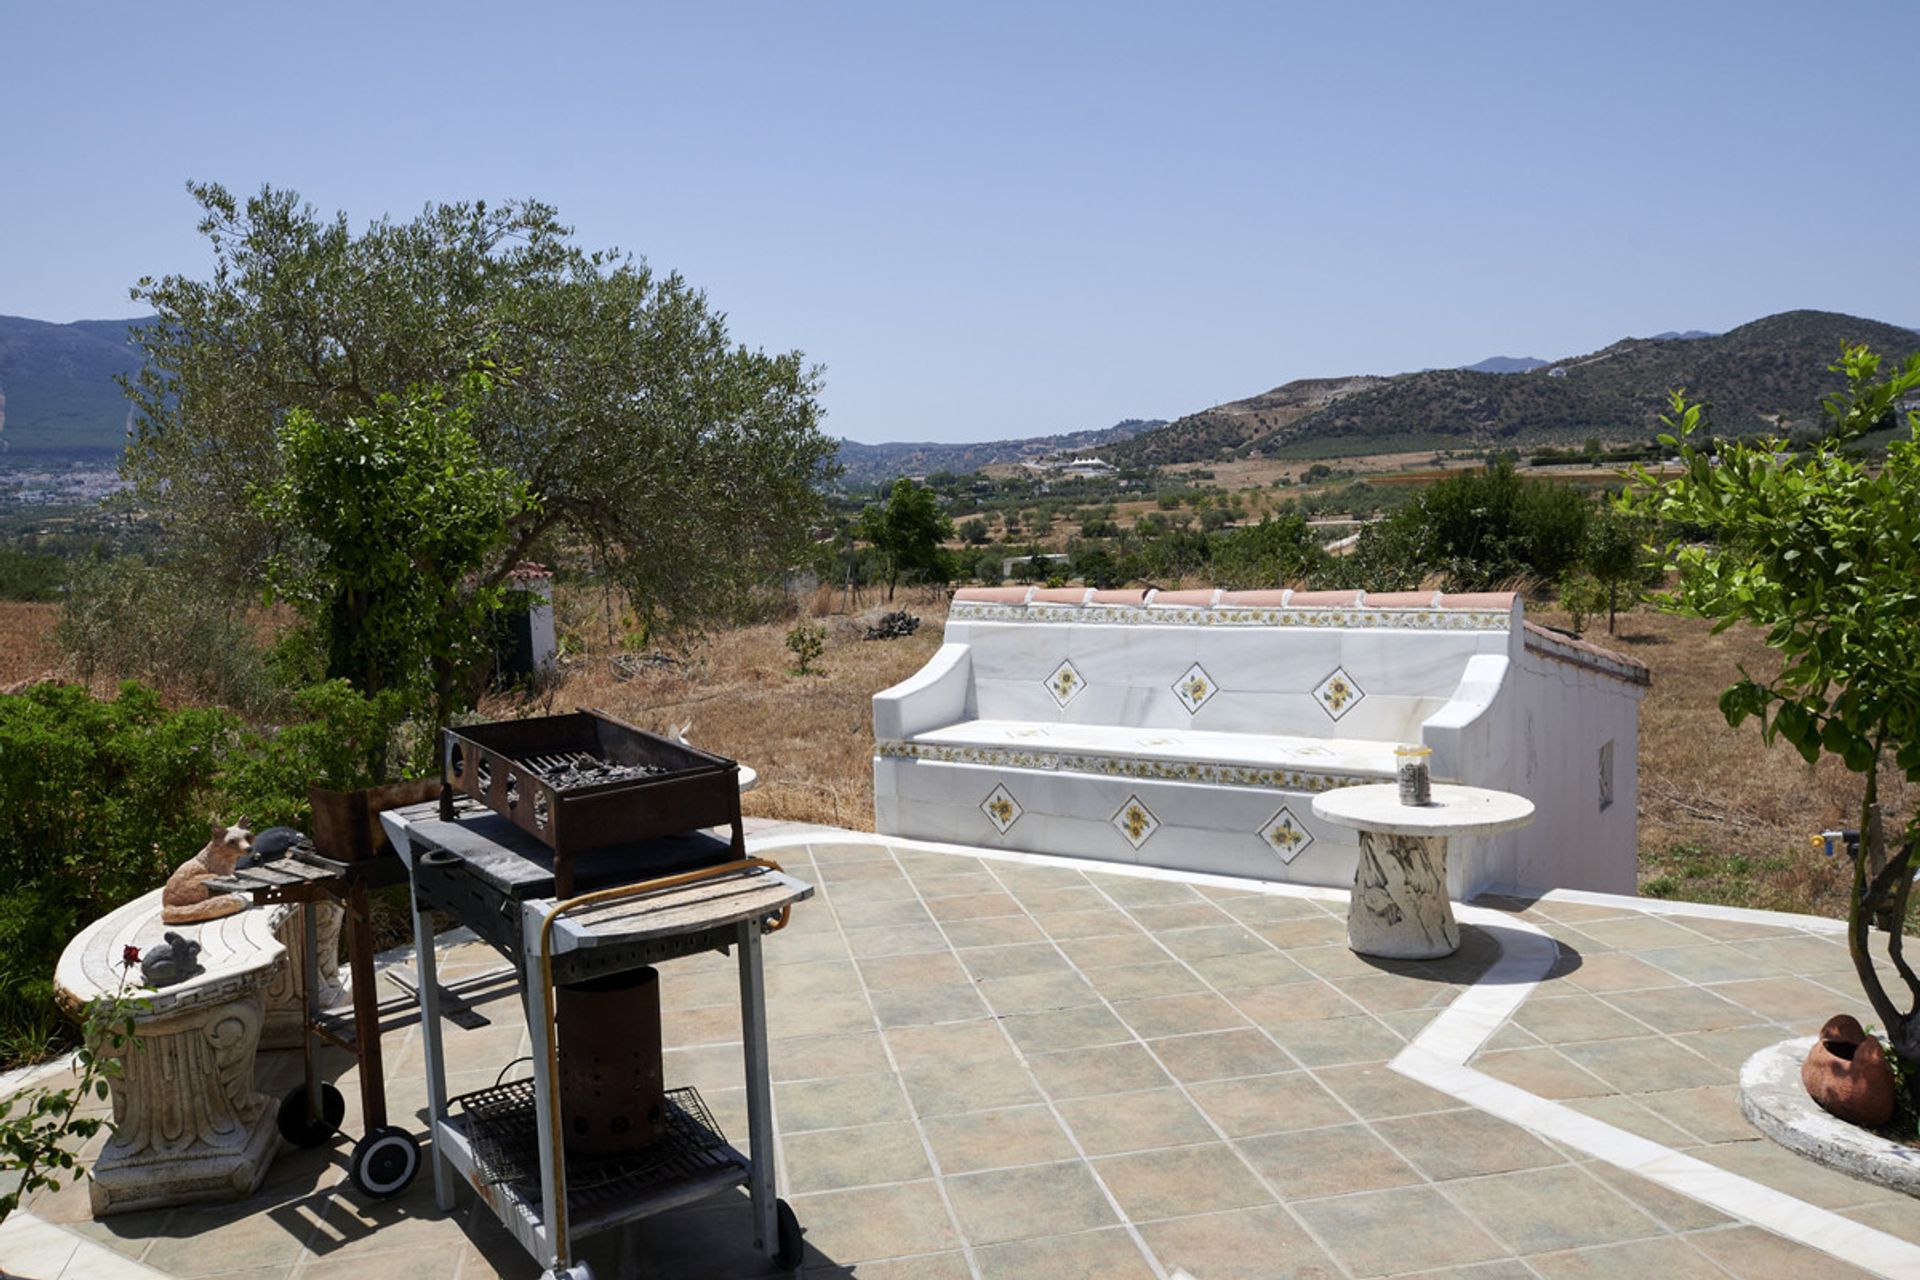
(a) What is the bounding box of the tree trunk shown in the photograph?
[1606,582,1617,634]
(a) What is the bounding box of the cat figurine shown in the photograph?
[160,821,252,925]
[138,931,205,987]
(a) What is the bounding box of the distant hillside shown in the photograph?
[834,418,1164,486]
[1109,377,1386,467]
[1117,311,1920,464]
[0,315,150,454]
[1462,356,1548,374]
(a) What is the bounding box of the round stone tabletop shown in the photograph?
[1312,783,1535,838]
[54,886,290,1017]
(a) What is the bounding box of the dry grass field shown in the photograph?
[3,590,1907,924]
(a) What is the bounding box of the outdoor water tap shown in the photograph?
[1810,829,1860,859]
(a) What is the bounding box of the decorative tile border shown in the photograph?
[875,738,1387,793]
[949,601,1513,631]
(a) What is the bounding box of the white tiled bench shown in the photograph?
[873,586,1649,897]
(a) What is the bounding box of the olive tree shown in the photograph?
[123,183,835,631]
[1621,346,1920,1078]
[859,479,953,600]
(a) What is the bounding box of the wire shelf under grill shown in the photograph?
[453,1079,736,1212]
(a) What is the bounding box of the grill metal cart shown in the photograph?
[382,798,813,1280]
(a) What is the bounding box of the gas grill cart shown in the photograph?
[382,711,813,1280]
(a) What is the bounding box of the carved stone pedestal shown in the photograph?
[1312,783,1536,963]
[1349,830,1459,960]
[262,901,347,1049]
[89,989,279,1214]
[55,887,294,1216]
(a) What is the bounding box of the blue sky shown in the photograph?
[4,2,1915,443]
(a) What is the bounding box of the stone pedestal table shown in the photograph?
[1312,783,1535,960]
[53,887,293,1215]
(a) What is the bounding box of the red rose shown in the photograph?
[122,945,141,967]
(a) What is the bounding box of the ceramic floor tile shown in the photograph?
[1370,1107,1563,1181]
[1029,1043,1175,1100]
[1138,1205,1345,1280]
[1054,1087,1216,1156]
[1239,1122,1424,1199]
[1182,1071,1351,1139]
[781,1120,932,1193]
[920,1104,1076,1175]
[1443,1165,1664,1253]
[1683,1224,1884,1280]
[1112,992,1249,1039]
[789,1180,962,1263]
[1292,1186,1509,1275]
[1092,1142,1275,1219]
[943,1160,1118,1245]
[1150,1029,1295,1082]
[970,1228,1157,1280]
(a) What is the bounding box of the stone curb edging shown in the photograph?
[1741,1036,1920,1199]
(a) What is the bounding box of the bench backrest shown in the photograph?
[944,587,1522,743]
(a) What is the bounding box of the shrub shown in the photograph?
[785,621,824,675]
[217,680,421,830]
[0,683,234,1064]
[56,557,279,713]
[1557,571,1609,635]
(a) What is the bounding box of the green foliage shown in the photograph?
[0,981,147,1226]
[0,683,233,1061]
[1621,344,1920,1070]
[124,182,834,634]
[1583,505,1653,632]
[56,558,280,713]
[252,377,530,729]
[785,621,824,676]
[959,517,990,545]
[1556,571,1609,634]
[217,681,419,830]
[1209,514,1329,589]
[0,550,66,603]
[858,479,954,601]
[1345,463,1593,590]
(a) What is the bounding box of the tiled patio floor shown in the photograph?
[7,823,1918,1279]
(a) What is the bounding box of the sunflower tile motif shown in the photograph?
[1312,666,1365,722]
[1044,659,1086,707]
[1109,794,1160,849]
[980,784,1023,835]
[1259,805,1314,864]
[1171,662,1218,714]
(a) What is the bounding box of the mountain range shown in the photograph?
[5,309,1916,471]
[832,419,1165,486]
[1109,310,1920,465]
[0,314,149,453]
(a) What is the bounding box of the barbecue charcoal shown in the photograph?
[543,759,668,792]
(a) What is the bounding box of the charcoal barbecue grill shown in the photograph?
[387,714,810,1280]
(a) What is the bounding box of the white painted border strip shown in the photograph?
[1484,882,1849,933]
[1397,901,1920,1280]
[753,826,1920,1279]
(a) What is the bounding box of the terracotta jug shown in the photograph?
[1801,1014,1895,1128]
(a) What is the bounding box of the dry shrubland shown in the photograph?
[4,590,1907,922]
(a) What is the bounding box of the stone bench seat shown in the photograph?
[874,586,1650,896]
[891,718,1401,784]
